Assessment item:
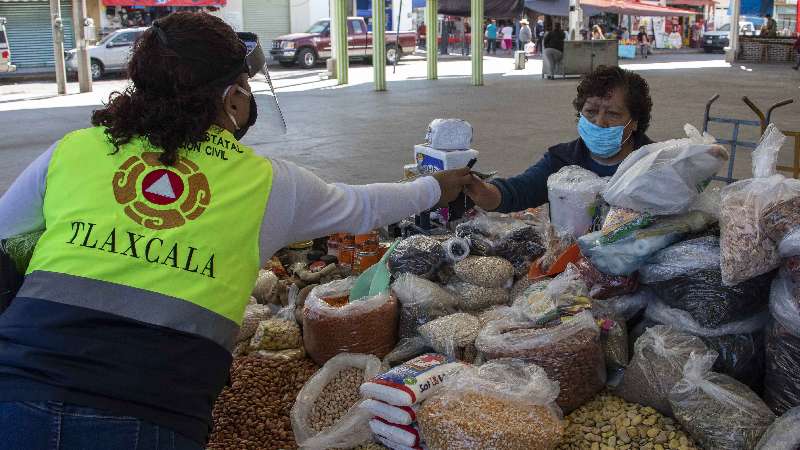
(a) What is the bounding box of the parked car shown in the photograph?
[703,21,757,53]
[0,17,15,73]
[270,17,417,69]
[66,27,146,80]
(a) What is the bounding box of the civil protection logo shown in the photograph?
[113,152,211,230]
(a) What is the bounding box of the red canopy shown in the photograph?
[581,0,697,16]
[102,0,226,6]
[666,0,714,7]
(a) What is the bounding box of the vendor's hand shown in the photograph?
[464,175,502,211]
[431,168,473,208]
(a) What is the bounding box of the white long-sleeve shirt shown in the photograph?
[0,143,441,264]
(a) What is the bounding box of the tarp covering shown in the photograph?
[667,0,713,7]
[438,0,525,17]
[102,0,226,5]
[524,0,570,16]
[737,0,772,16]
[581,0,696,16]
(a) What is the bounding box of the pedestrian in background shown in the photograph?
[543,22,566,79]
[502,23,514,52]
[637,26,650,58]
[519,19,533,56]
[592,24,605,40]
[486,19,498,55]
[794,34,800,70]
[535,17,545,53]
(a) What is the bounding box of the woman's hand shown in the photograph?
[464,175,502,211]
[431,168,474,207]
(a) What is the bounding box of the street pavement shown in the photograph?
[1,53,799,195]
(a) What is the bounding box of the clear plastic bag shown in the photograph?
[453,256,514,288]
[598,317,629,372]
[455,212,545,276]
[764,270,800,416]
[381,337,433,367]
[547,165,608,238]
[425,118,473,150]
[616,325,710,416]
[511,265,591,325]
[669,351,775,450]
[475,311,606,413]
[445,279,509,312]
[574,255,638,299]
[591,289,653,322]
[755,406,800,450]
[418,313,482,362]
[291,353,383,450]
[578,211,715,276]
[391,274,459,339]
[761,194,800,259]
[387,235,446,280]
[602,126,728,215]
[303,278,399,365]
[538,224,577,274]
[417,359,564,450]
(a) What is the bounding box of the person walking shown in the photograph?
[794,34,800,70]
[535,17,545,53]
[519,19,533,57]
[592,24,605,40]
[637,26,650,58]
[543,22,566,79]
[501,23,514,53]
[486,19,498,55]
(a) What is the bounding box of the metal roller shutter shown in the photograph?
[0,0,75,69]
[243,0,289,49]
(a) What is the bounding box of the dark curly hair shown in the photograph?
[572,66,652,137]
[91,12,246,165]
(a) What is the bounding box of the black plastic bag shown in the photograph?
[0,241,24,314]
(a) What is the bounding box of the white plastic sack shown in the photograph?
[602,125,728,216]
[291,353,383,450]
[756,406,800,450]
[369,419,422,448]
[547,165,608,237]
[425,119,473,150]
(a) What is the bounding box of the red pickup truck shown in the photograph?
[270,17,417,69]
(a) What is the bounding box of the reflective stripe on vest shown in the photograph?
[24,126,273,350]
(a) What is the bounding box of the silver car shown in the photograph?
[66,27,146,80]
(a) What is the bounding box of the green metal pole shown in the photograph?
[334,0,349,85]
[426,0,438,80]
[470,0,483,86]
[372,0,386,90]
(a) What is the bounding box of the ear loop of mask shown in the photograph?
[620,119,635,147]
[222,85,251,131]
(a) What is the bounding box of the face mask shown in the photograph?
[577,115,633,158]
[223,85,258,141]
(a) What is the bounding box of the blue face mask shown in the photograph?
[578,115,633,158]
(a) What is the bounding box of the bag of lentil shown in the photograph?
[755,406,800,450]
[291,353,383,450]
[475,311,606,413]
[640,236,772,328]
[764,270,800,416]
[418,359,564,450]
[669,351,775,450]
[303,278,399,365]
[391,274,459,339]
[616,325,710,416]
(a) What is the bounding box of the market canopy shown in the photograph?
[438,0,525,17]
[666,0,715,7]
[524,0,571,16]
[101,0,226,5]
[581,0,696,16]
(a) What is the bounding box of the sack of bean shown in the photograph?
[444,280,509,313]
[579,211,715,276]
[418,313,482,362]
[237,304,274,344]
[512,266,591,325]
[388,235,446,280]
[669,351,776,450]
[360,353,465,407]
[418,359,564,450]
[382,337,434,368]
[644,299,769,390]
[361,399,419,426]
[475,311,606,413]
[477,305,517,327]
[547,165,608,238]
[640,236,772,328]
[453,256,514,288]
[601,129,727,216]
[616,325,710,416]
[598,317,629,374]
[391,274,458,339]
[455,212,545,275]
[591,289,653,322]
[290,353,382,449]
[252,269,279,304]
[303,278,399,365]
[574,255,639,299]
[249,318,302,351]
[755,406,800,450]
[764,270,800,416]
[719,125,797,286]
[538,224,577,274]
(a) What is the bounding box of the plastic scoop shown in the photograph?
[349,240,399,302]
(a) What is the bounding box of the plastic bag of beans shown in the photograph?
[303,278,399,365]
[764,270,800,416]
[475,311,606,413]
[391,274,458,339]
[756,406,800,450]
[418,359,564,450]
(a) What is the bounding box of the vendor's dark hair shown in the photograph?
[91,12,246,165]
[572,66,652,135]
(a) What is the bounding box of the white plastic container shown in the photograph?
[414,144,479,173]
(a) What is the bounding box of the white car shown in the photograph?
[0,17,15,73]
[66,27,146,80]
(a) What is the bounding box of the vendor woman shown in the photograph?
[0,12,472,450]
[466,66,653,212]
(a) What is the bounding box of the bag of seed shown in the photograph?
[388,235,447,280]
[616,325,710,416]
[418,313,482,362]
[392,274,459,339]
[574,255,639,299]
[444,280,509,313]
[291,353,383,450]
[512,265,591,325]
[304,278,399,365]
[640,236,772,328]
[591,289,653,322]
[453,256,514,288]
[669,351,775,450]
[455,212,545,276]
[764,270,800,416]
[418,359,564,450]
[644,299,769,391]
[755,406,800,450]
[475,311,606,413]
[382,337,434,368]
[546,165,608,238]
